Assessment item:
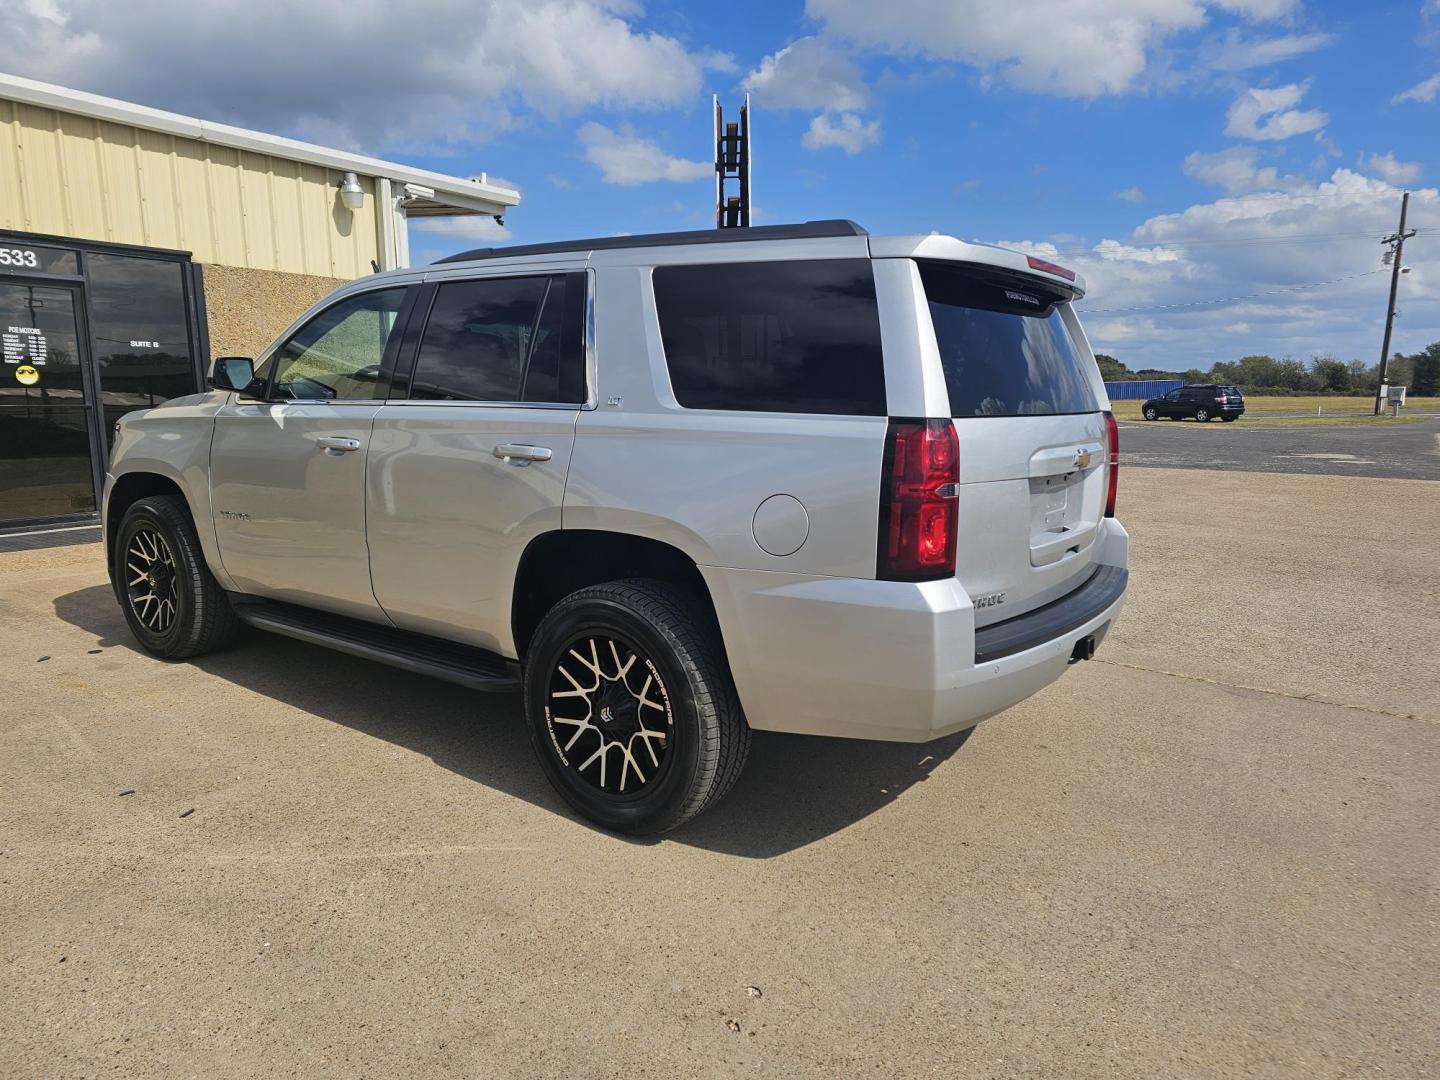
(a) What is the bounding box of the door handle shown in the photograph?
[317,436,362,455]
[493,443,552,466]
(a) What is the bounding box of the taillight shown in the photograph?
[1103,410,1119,518]
[878,418,959,582]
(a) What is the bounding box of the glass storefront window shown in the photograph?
[0,283,95,522]
[0,242,78,276]
[85,253,196,446]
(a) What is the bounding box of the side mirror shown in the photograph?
[209,356,260,395]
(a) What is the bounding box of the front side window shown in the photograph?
[407,274,584,403]
[921,262,1098,418]
[271,288,407,401]
[653,259,887,415]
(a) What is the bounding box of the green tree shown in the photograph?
[1312,356,1352,393]
[1412,342,1440,396]
[1183,368,1207,384]
[1094,353,1129,382]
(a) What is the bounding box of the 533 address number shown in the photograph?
[0,249,40,268]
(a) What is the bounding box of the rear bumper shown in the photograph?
[701,519,1129,743]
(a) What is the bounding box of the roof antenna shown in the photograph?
[714,94,751,229]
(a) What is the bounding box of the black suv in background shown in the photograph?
[1142,384,1245,422]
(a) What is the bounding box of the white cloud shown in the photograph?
[0,0,727,152]
[577,122,710,184]
[986,171,1439,370]
[1224,82,1329,140]
[1361,152,1423,186]
[1203,29,1334,71]
[1214,0,1300,16]
[1116,186,1146,203]
[1393,73,1440,104]
[806,0,1298,99]
[742,37,869,111]
[800,112,882,154]
[1183,145,1301,192]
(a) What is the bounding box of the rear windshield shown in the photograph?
[653,259,887,415]
[919,261,1098,417]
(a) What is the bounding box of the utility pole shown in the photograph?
[1375,191,1416,415]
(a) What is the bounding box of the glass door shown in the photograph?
[0,281,98,525]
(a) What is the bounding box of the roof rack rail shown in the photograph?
[433,219,867,264]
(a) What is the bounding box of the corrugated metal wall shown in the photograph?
[1104,379,1185,400]
[0,99,380,278]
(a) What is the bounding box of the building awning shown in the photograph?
[0,73,520,220]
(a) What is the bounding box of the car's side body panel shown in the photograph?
[104,391,237,591]
[563,256,888,579]
[366,403,580,654]
[208,401,385,620]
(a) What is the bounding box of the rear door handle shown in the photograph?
[493,443,552,466]
[317,436,362,455]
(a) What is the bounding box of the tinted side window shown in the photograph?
[653,259,886,415]
[272,288,406,401]
[515,273,587,404]
[409,275,582,403]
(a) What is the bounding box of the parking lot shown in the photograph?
[1122,415,1440,481]
[3,463,1438,1078]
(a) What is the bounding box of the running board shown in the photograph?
[230,599,521,693]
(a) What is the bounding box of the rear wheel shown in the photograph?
[523,578,750,834]
[1143,406,1158,420]
[114,495,240,659]
[1194,407,1210,422]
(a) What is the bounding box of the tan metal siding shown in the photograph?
[0,98,379,277]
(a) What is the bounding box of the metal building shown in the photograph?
[1,73,519,529]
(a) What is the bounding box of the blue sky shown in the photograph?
[5,0,1439,369]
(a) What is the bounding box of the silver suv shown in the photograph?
[104,220,1128,833]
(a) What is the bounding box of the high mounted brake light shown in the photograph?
[878,419,959,582]
[1103,411,1119,518]
[1025,255,1077,282]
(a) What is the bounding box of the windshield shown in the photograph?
[919,262,1098,417]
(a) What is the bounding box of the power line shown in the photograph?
[1080,269,1387,314]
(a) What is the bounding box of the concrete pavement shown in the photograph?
[1,468,1437,1078]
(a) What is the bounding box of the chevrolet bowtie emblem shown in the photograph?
[1075,449,1092,469]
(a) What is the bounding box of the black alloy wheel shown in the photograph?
[114,495,240,659]
[123,527,180,634]
[545,632,674,797]
[524,579,749,834]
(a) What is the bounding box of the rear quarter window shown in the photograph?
[653,259,886,416]
[920,262,1098,417]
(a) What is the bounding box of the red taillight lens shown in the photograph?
[1103,410,1119,518]
[1025,254,1077,282]
[878,418,959,582]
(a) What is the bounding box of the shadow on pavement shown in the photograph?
[54,583,972,859]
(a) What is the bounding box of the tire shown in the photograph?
[1194,407,1210,422]
[114,495,240,659]
[523,578,750,835]
[1143,406,1158,420]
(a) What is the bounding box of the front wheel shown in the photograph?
[1194,407,1210,422]
[1143,406,1158,420]
[523,579,750,834]
[114,495,240,658]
